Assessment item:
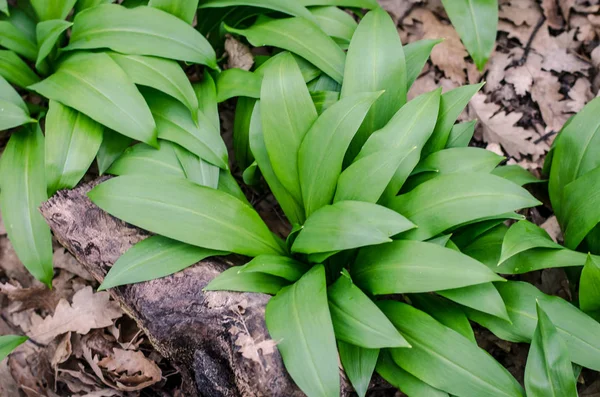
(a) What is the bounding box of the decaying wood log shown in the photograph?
[40,178,389,397]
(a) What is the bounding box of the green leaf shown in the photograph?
[194,72,219,131]
[149,0,198,24]
[0,99,35,131]
[0,50,40,88]
[580,255,600,319]
[0,0,8,16]
[109,53,198,118]
[414,147,503,175]
[352,240,504,295]
[89,175,284,257]
[499,220,562,265]
[5,9,36,43]
[404,39,442,88]
[491,164,542,186]
[30,0,76,21]
[376,349,449,397]
[299,91,382,217]
[381,301,524,397]
[199,0,316,22]
[0,74,27,111]
[232,96,256,170]
[389,173,541,241]
[108,141,185,178]
[441,0,498,70]
[142,89,228,169]
[410,294,475,342]
[292,201,415,254]
[217,168,251,205]
[525,303,578,397]
[467,281,600,371]
[422,83,484,157]
[0,124,53,286]
[174,145,219,188]
[100,235,226,290]
[548,86,600,221]
[66,4,217,67]
[29,52,157,146]
[45,101,104,195]
[307,73,340,92]
[248,101,305,224]
[562,165,600,249]
[342,7,407,163]
[0,335,27,361]
[260,52,317,203]
[96,129,133,175]
[299,0,377,7]
[75,0,113,14]
[226,17,346,83]
[499,248,593,275]
[437,282,510,321]
[311,90,339,114]
[35,20,72,69]
[328,271,410,348]
[238,255,309,282]
[310,6,356,42]
[338,342,379,397]
[216,68,261,102]
[445,120,476,148]
[265,265,340,397]
[205,266,289,294]
[0,20,37,61]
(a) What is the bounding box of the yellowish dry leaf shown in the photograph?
[98,348,161,391]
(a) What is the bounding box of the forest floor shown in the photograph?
[2,0,600,396]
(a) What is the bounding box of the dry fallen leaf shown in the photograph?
[378,0,421,24]
[98,348,161,391]
[541,0,565,29]
[541,215,562,243]
[29,286,122,344]
[225,34,254,71]
[499,0,542,27]
[51,332,73,369]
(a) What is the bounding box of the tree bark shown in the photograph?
[40,178,374,397]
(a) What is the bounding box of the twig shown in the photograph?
[508,16,546,68]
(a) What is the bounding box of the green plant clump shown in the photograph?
[0,1,598,396]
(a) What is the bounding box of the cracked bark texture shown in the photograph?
[39,178,376,397]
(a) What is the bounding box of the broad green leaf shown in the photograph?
[29,52,157,146]
[5,8,36,43]
[292,201,415,254]
[100,235,226,290]
[404,39,442,88]
[422,83,484,157]
[311,90,339,114]
[193,73,219,131]
[307,73,340,92]
[299,0,377,7]
[0,20,37,61]
[260,52,317,203]
[45,101,104,195]
[562,165,600,249]
[205,266,289,294]
[199,0,316,22]
[376,350,449,397]
[525,303,578,397]
[492,164,542,186]
[414,147,503,175]
[441,0,498,70]
[66,4,217,67]
[352,240,504,295]
[248,101,305,224]
[217,169,251,206]
[499,220,562,264]
[335,147,418,204]
[0,50,40,88]
[31,0,76,21]
[0,335,27,361]
[255,52,322,82]
[89,175,284,257]
[233,96,256,170]
[242,161,260,186]
[216,68,261,102]
[451,218,507,248]
[0,74,27,112]
[580,255,600,319]
[108,141,185,178]
[548,92,600,221]
[445,120,476,148]
[0,99,35,131]
[342,7,407,163]
[437,282,510,321]
[226,17,346,83]
[174,145,219,188]
[310,6,356,42]
[149,0,198,24]
[339,342,379,397]
[143,89,228,169]
[383,301,524,397]
[389,173,541,241]
[238,255,309,282]
[109,53,198,118]
[0,124,53,286]
[96,129,132,175]
[75,0,113,14]
[299,91,382,217]
[411,294,475,342]
[35,20,72,68]
[467,281,600,371]
[328,271,410,348]
[265,265,340,397]
[0,0,7,16]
